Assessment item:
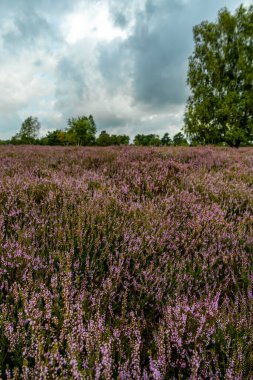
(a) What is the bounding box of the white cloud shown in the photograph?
[62,2,127,44]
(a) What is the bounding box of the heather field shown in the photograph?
[0,146,253,380]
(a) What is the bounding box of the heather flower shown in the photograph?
[0,145,252,378]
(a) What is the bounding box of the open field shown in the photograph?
[0,146,252,379]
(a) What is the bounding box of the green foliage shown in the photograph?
[184,5,253,147]
[66,115,96,146]
[14,116,40,144]
[134,134,161,146]
[161,132,172,146]
[96,131,130,146]
[41,130,68,146]
[96,131,112,146]
[110,134,130,145]
[173,132,188,146]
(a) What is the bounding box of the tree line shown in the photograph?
[0,115,189,147]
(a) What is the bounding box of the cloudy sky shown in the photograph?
[0,0,250,139]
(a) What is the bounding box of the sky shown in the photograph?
[0,0,251,140]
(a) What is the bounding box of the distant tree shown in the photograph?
[41,130,68,146]
[173,132,188,146]
[14,116,40,144]
[134,134,160,146]
[96,131,130,146]
[161,133,172,146]
[88,115,96,133]
[96,131,111,146]
[184,5,253,147]
[67,115,96,146]
[110,134,130,145]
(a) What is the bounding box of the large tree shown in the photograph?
[184,5,253,147]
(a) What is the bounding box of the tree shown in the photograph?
[134,134,161,146]
[110,134,130,145]
[15,116,40,144]
[161,133,172,146]
[41,130,68,146]
[184,5,253,147]
[173,132,188,146]
[96,131,130,146]
[96,131,111,146]
[67,115,96,145]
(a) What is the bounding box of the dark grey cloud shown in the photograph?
[113,12,128,29]
[127,24,189,107]
[0,0,73,52]
[96,115,129,133]
[102,0,243,110]
[56,57,86,100]
[54,58,87,118]
[0,0,75,138]
[107,0,138,29]
[128,1,192,107]
[3,9,56,51]
[0,0,74,15]
[98,39,131,95]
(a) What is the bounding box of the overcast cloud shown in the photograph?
[0,0,250,139]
